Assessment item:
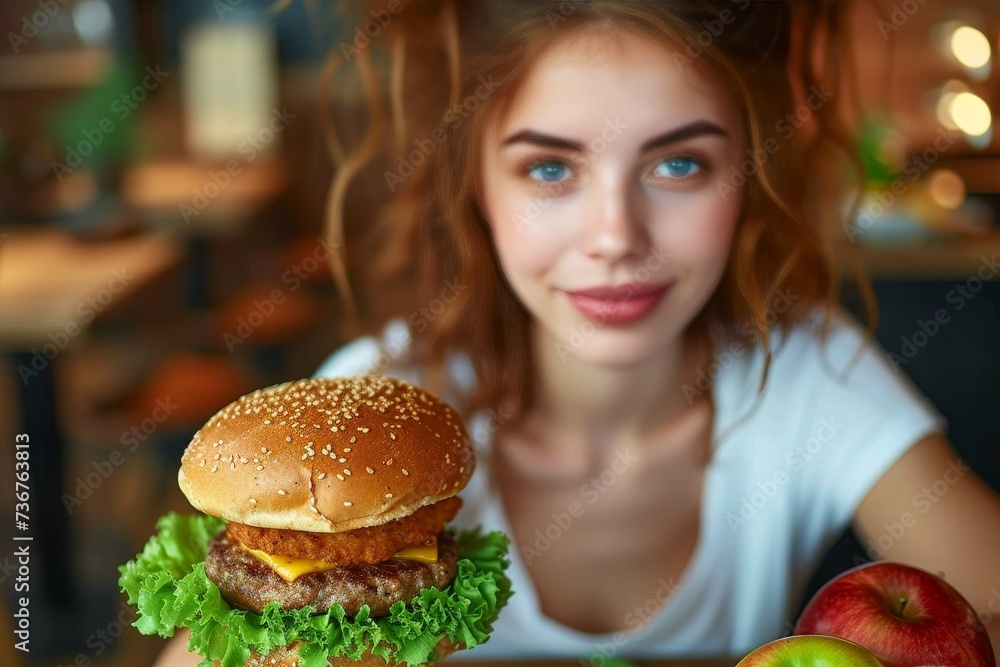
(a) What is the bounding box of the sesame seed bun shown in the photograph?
[178,376,474,533]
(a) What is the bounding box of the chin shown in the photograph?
[552,317,684,368]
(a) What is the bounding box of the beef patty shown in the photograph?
[204,529,459,617]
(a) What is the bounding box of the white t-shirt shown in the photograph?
[313,308,945,659]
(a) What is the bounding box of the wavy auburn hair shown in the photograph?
[322,0,868,418]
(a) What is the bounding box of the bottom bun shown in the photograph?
[215,636,460,667]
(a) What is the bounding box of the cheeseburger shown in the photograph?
[119,376,511,667]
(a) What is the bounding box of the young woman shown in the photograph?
[159,1,1000,663]
[311,0,1000,659]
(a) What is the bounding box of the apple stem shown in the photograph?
[898,596,908,615]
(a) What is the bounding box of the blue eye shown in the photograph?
[527,160,570,183]
[654,157,701,179]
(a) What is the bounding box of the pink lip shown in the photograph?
[562,283,671,324]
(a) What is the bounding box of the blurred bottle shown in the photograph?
[179,4,279,162]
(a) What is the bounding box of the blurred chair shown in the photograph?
[213,282,322,378]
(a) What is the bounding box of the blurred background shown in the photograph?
[0,0,998,665]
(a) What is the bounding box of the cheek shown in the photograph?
[483,175,569,283]
[656,189,741,272]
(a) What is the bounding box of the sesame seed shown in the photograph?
[318,472,326,480]
[301,454,308,460]
[386,458,393,465]
[256,465,264,471]
[336,474,345,481]
[339,457,347,463]
[344,446,352,452]
[261,447,267,453]
[402,468,409,476]
[199,460,206,467]
[385,493,393,498]
[214,453,221,461]
[278,489,286,495]
[343,469,351,476]
[343,501,353,507]
[390,433,396,440]
[286,436,292,442]
[211,465,218,473]
[366,467,374,474]
[249,498,256,504]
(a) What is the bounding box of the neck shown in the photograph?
[529,321,704,445]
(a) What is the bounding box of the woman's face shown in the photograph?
[481,28,747,367]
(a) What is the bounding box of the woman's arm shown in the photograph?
[152,630,201,667]
[854,433,1000,659]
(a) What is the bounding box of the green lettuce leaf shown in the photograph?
[118,513,512,667]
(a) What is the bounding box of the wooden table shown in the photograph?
[0,228,182,347]
[0,227,183,608]
[153,631,735,667]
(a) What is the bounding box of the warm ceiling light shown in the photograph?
[950,26,992,69]
[928,170,966,210]
[948,92,992,136]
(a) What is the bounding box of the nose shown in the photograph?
[578,176,650,262]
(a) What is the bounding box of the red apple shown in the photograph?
[737,635,885,666]
[795,561,995,667]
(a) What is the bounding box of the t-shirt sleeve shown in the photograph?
[312,318,412,380]
[789,310,948,539]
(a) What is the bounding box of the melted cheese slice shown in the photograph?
[241,538,438,582]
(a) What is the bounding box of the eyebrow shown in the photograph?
[501,120,730,154]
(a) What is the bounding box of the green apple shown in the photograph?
[737,635,886,666]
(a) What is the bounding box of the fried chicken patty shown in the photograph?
[226,497,462,565]
[205,529,460,616]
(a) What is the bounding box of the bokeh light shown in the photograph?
[948,92,992,136]
[928,169,966,210]
[950,26,992,69]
